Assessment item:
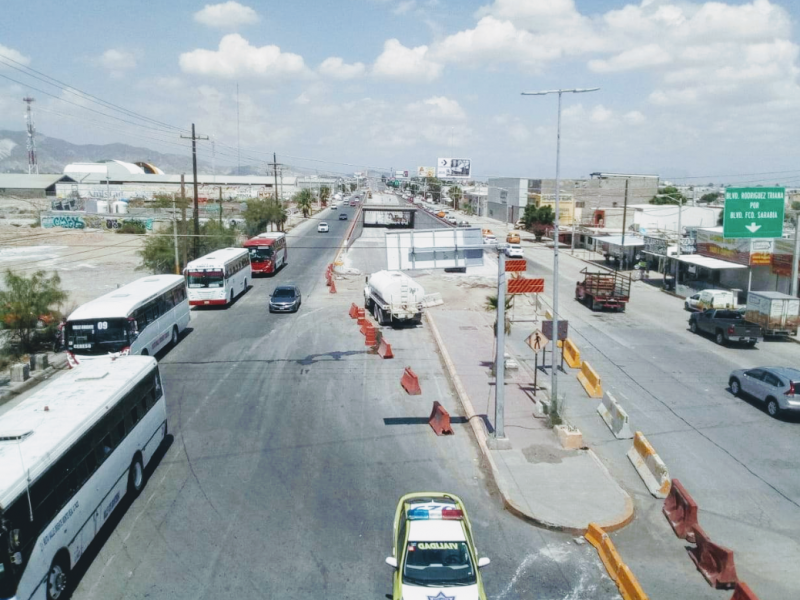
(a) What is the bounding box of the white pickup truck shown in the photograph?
[364,270,425,326]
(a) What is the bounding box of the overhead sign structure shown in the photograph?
[526,330,549,354]
[507,278,544,294]
[417,166,435,178]
[385,227,484,271]
[505,259,527,272]
[723,187,785,238]
[542,320,568,342]
[395,170,409,179]
[437,158,471,179]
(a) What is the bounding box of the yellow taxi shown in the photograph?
[506,231,521,244]
[386,492,490,600]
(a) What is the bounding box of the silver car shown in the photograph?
[728,367,800,417]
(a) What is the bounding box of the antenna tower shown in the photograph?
[23,96,38,174]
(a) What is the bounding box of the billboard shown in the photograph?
[395,170,409,178]
[437,158,471,179]
[385,227,484,270]
[417,166,436,178]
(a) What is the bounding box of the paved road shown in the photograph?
[71,198,619,600]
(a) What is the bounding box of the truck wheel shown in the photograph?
[715,330,726,345]
[690,321,698,334]
[373,304,383,325]
[747,340,757,348]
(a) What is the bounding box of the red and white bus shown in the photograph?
[243,232,287,275]
[185,248,251,306]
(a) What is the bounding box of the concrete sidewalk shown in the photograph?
[426,307,633,534]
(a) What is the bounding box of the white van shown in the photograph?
[685,289,736,312]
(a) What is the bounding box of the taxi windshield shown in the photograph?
[403,541,475,587]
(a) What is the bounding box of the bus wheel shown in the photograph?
[171,326,179,347]
[46,552,70,600]
[128,453,145,496]
[230,290,234,304]
[141,349,149,357]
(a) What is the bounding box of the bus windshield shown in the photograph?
[248,246,273,262]
[66,319,132,355]
[187,270,224,288]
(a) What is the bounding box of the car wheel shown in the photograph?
[690,321,697,333]
[715,331,726,345]
[46,552,70,600]
[171,326,179,347]
[766,397,780,418]
[128,453,145,496]
[141,349,149,357]
[244,278,247,291]
[730,378,741,396]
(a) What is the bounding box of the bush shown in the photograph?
[0,270,67,354]
[117,220,147,235]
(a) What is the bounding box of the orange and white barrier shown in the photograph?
[627,432,671,498]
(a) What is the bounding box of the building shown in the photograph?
[464,185,488,216]
[0,174,76,198]
[579,173,660,211]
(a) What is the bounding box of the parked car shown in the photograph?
[505,244,523,258]
[446,216,457,225]
[269,285,302,313]
[317,222,329,232]
[685,289,736,312]
[457,220,471,227]
[728,366,800,417]
[689,309,762,346]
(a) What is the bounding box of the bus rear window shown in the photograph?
[66,319,132,355]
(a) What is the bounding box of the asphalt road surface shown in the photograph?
[70,200,619,600]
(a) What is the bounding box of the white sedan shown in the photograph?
[317,222,329,232]
[505,244,523,258]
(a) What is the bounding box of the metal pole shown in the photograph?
[172,194,180,275]
[551,91,562,413]
[494,249,506,439]
[621,178,629,267]
[674,196,683,287]
[191,124,200,259]
[792,213,800,297]
[273,152,279,201]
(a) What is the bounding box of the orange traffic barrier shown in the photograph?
[663,479,699,543]
[429,401,454,435]
[349,303,359,319]
[357,308,366,325]
[627,432,671,498]
[360,320,371,336]
[377,337,394,359]
[577,360,602,398]
[401,367,421,395]
[729,583,759,600]
[365,324,377,347]
[329,278,337,294]
[618,565,649,600]
[563,338,582,369]
[688,525,738,589]
[585,523,649,600]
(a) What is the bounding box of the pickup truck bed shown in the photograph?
[689,309,762,346]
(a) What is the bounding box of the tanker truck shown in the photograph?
[364,270,425,326]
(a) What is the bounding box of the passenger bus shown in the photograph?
[66,275,190,359]
[0,356,167,600]
[243,232,287,275]
[185,247,251,306]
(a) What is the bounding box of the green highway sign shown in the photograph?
[723,187,785,238]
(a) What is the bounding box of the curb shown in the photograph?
[425,310,634,534]
[0,359,68,407]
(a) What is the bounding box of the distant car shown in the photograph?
[446,216,457,225]
[483,235,497,246]
[505,244,523,258]
[729,366,800,417]
[339,213,348,220]
[269,285,302,313]
[506,231,521,244]
[317,222,329,232]
[458,220,471,227]
[386,492,490,600]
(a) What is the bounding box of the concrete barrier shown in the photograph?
[688,525,739,589]
[627,432,671,498]
[422,292,444,308]
[663,478,699,542]
[729,583,759,600]
[30,354,49,371]
[429,401,454,435]
[401,367,422,395]
[11,363,30,383]
[563,338,582,368]
[577,360,603,398]
[597,391,634,439]
[585,523,649,600]
[349,303,359,319]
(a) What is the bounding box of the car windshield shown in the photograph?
[273,288,295,299]
[187,270,225,288]
[403,541,476,587]
[66,318,132,354]
[248,246,273,261]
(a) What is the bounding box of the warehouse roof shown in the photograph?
[0,174,76,189]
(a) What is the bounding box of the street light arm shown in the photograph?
[522,87,600,96]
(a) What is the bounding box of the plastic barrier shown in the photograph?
[429,401,454,435]
[662,478,698,543]
[365,325,377,347]
[577,360,603,398]
[357,308,366,325]
[563,338,582,368]
[329,278,337,294]
[627,432,671,498]
[377,337,394,359]
[585,523,649,600]
[349,303,359,319]
[66,352,81,369]
[688,525,738,589]
[401,367,422,395]
[597,391,634,439]
[729,583,759,600]
[360,320,371,336]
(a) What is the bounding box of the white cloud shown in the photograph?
[624,110,646,125]
[406,96,466,120]
[179,34,307,78]
[0,44,30,68]
[373,39,442,82]
[194,2,259,29]
[295,91,311,105]
[393,1,416,15]
[589,44,672,73]
[318,57,366,80]
[98,49,137,77]
[590,105,613,123]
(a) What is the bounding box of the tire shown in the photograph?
[170,326,179,348]
[141,349,149,357]
[46,552,70,600]
[374,304,383,325]
[243,278,247,293]
[747,340,757,348]
[690,321,697,334]
[128,454,145,497]
[730,378,741,396]
[715,331,726,345]
[230,290,234,304]
[766,397,780,418]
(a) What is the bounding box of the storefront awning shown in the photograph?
[676,255,747,270]
[593,235,645,247]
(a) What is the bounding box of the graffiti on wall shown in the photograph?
[41,215,85,229]
[41,213,154,231]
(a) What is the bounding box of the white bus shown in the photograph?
[65,275,190,359]
[0,356,167,600]
[185,247,251,307]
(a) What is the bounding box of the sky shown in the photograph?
[1,0,799,184]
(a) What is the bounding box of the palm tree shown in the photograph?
[319,186,330,207]
[484,294,514,336]
[448,185,463,211]
[294,189,314,218]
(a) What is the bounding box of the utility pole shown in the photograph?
[172,193,180,275]
[219,187,223,227]
[620,178,630,267]
[180,174,188,269]
[269,153,283,201]
[674,196,683,287]
[236,83,241,176]
[792,212,800,297]
[23,96,38,174]
[181,124,208,259]
[211,138,216,183]
[494,249,507,440]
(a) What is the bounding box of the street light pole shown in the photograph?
[522,87,599,418]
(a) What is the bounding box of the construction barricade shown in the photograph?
[627,432,671,498]
[429,401,454,435]
[662,478,698,542]
[729,583,759,600]
[688,525,738,589]
[329,278,337,294]
[349,303,359,319]
[401,367,421,395]
[597,391,634,439]
[585,523,649,600]
[562,338,582,368]
[577,360,603,398]
[364,324,377,347]
[356,308,366,325]
[376,337,394,359]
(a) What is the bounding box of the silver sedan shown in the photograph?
[728,367,800,418]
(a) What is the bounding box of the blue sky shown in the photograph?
[1,0,799,184]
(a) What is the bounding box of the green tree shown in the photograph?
[791,200,800,211]
[319,186,331,207]
[448,185,463,211]
[294,189,314,217]
[427,178,442,202]
[243,198,272,237]
[483,294,514,336]
[0,269,67,353]
[349,183,357,192]
[700,192,721,204]
[138,219,237,275]
[650,186,687,205]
